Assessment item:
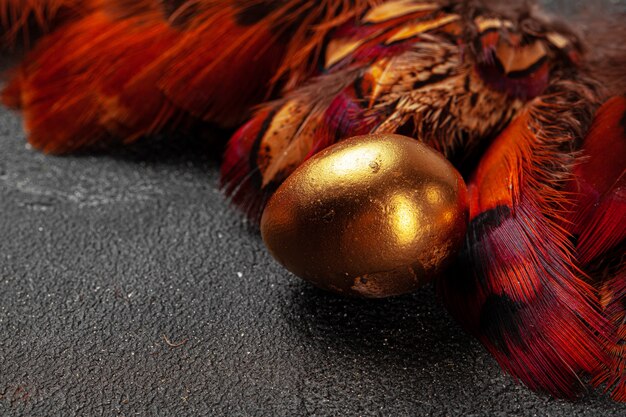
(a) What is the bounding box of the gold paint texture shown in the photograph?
[261,134,469,298]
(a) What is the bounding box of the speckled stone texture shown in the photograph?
[1,2,626,414]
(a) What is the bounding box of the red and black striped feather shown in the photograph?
[564,96,626,265]
[563,96,626,402]
[438,78,611,398]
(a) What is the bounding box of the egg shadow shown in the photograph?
[282,281,485,385]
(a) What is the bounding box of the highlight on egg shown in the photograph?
[261,134,469,298]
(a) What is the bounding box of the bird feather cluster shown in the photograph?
[0,0,624,402]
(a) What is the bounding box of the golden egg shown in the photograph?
[260,134,469,298]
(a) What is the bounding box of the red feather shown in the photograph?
[564,96,626,264]
[220,106,277,220]
[0,0,95,47]
[438,79,611,398]
[594,266,626,402]
[157,4,285,127]
[563,96,626,402]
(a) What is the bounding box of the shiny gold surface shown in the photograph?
[261,134,469,298]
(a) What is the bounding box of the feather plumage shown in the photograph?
[2,9,179,152]
[563,96,626,401]
[221,4,623,399]
[1,0,383,152]
[565,96,626,265]
[1,0,625,403]
[438,76,611,397]
[0,0,94,47]
[222,1,574,218]
[594,264,626,402]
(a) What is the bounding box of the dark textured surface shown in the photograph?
[1,108,626,417]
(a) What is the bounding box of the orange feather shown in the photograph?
[1,0,383,152]
[4,10,179,152]
[0,0,97,47]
